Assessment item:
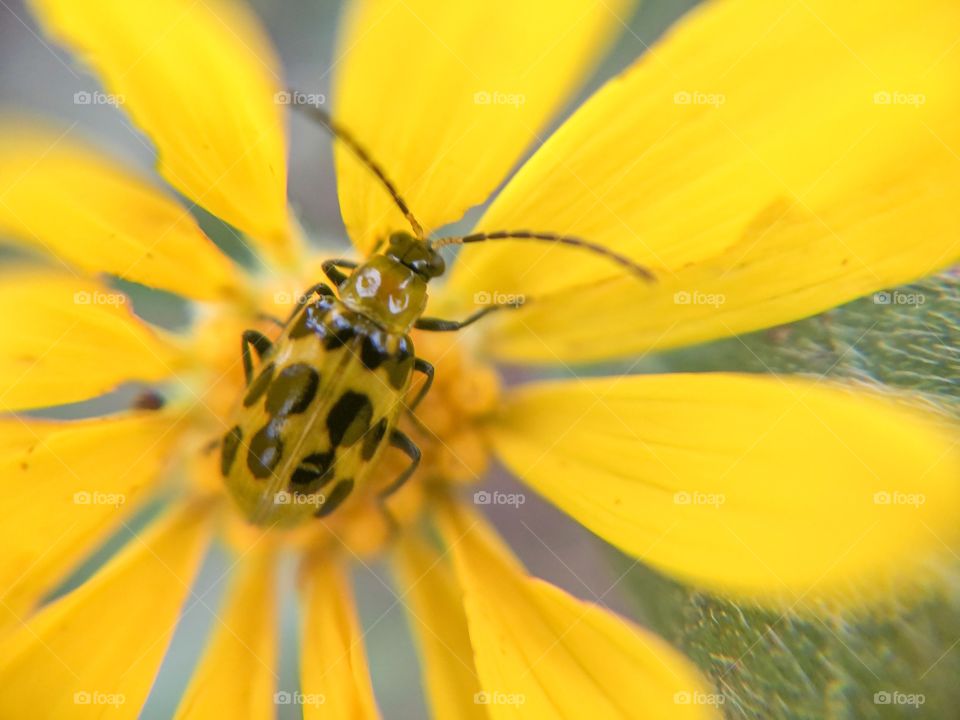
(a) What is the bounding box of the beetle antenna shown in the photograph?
[291,93,424,238]
[431,231,656,281]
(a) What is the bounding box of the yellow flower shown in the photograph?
[0,0,958,718]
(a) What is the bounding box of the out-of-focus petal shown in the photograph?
[299,555,380,719]
[0,129,243,301]
[174,540,277,719]
[0,412,184,634]
[0,272,183,411]
[333,0,634,252]
[393,533,485,720]
[30,0,294,265]
[438,504,718,718]
[446,0,960,362]
[493,374,960,605]
[0,502,214,719]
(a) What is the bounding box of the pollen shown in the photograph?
[407,329,501,482]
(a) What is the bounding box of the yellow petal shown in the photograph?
[30,0,293,265]
[438,504,718,719]
[333,0,633,252]
[447,0,960,361]
[0,128,243,301]
[175,541,277,719]
[299,556,380,719]
[0,272,182,410]
[0,502,213,719]
[492,374,960,606]
[0,412,184,635]
[393,534,484,720]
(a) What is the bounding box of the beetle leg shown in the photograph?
[414,301,523,332]
[376,429,422,536]
[241,329,273,385]
[284,282,336,323]
[256,313,285,328]
[321,259,358,288]
[380,430,421,500]
[408,358,434,412]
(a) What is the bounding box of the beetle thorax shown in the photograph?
[339,255,428,333]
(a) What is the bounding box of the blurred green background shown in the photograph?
[2,1,959,718]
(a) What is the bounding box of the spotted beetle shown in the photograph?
[220,102,654,528]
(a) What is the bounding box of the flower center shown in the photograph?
[180,275,501,557]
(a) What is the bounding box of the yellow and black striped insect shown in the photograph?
[220,102,654,528]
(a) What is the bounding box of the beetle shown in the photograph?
[220,102,654,528]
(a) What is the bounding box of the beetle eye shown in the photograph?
[428,253,446,278]
[389,231,413,247]
[408,253,445,279]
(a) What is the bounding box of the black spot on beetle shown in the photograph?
[289,304,318,339]
[314,479,354,518]
[266,363,320,416]
[323,312,356,350]
[243,362,275,407]
[327,391,373,447]
[386,337,414,389]
[289,299,334,339]
[361,418,388,461]
[247,422,283,479]
[360,332,389,371]
[290,450,335,488]
[221,425,243,476]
